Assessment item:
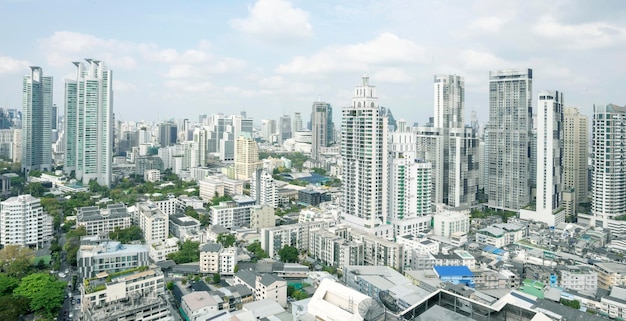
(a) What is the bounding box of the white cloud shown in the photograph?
[113,80,137,92]
[532,16,626,49]
[372,68,413,83]
[230,0,313,43]
[458,49,510,71]
[258,76,286,89]
[468,16,506,33]
[0,56,29,74]
[277,33,427,74]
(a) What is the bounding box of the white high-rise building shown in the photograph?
[521,91,565,226]
[341,75,389,237]
[292,112,303,132]
[22,66,53,173]
[251,169,278,207]
[563,107,589,205]
[137,203,169,244]
[64,59,113,186]
[434,75,464,129]
[591,104,626,228]
[486,69,533,211]
[191,127,208,168]
[0,195,53,248]
[261,119,276,143]
[388,128,432,237]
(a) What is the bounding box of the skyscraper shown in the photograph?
[563,107,589,208]
[433,75,464,129]
[159,122,178,147]
[591,104,626,228]
[292,112,303,132]
[261,119,276,143]
[234,132,262,180]
[486,69,533,211]
[64,59,113,186]
[521,91,564,225]
[279,114,292,143]
[341,75,389,237]
[311,101,333,160]
[22,66,52,173]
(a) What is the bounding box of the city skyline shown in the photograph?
[1,0,625,125]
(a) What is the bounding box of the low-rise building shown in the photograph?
[595,262,626,289]
[144,169,161,182]
[433,266,475,287]
[560,265,598,294]
[137,203,169,244]
[432,207,470,238]
[169,213,201,241]
[148,237,180,262]
[233,270,287,307]
[261,221,332,259]
[76,204,131,236]
[199,243,238,275]
[181,291,221,321]
[210,195,256,229]
[77,235,150,279]
[475,222,526,248]
[249,205,275,230]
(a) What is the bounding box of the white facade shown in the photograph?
[249,205,275,230]
[486,69,533,211]
[592,104,626,229]
[138,203,169,244]
[148,237,179,262]
[210,201,252,229]
[64,59,113,187]
[144,169,161,182]
[81,266,165,308]
[261,221,331,259]
[341,75,389,236]
[434,74,464,129]
[0,194,52,247]
[432,207,470,238]
[560,265,597,294]
[251,169,278,208]
[475,223,526,248]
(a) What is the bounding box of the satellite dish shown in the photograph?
[357,298,385,321]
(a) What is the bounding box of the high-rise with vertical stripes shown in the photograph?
[340,75,389,237]
[486,69,533,211]
[64,59,113,187]
[22,66,52,173]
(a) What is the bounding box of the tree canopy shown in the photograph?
[217,233,236,248]
[166,240,200,264]
[246,241,268,260]
[278,245,299,263]
[0,245,35,277]
[13,273,65,316]
[0,274,19,295]
[65,226,87,266]
[109,225,144,243]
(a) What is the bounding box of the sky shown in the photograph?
[1,0,626,126]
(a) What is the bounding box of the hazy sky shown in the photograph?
[1,0,625,126]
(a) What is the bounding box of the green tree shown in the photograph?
[185,206,199,220]
[24,182,46,197]
[278,245,299,263]
[0,245,35,277]
[13,273,65,316]
[311,167,327,175]
[287,285,296,297]
[213,273,221,284]
[0,274,19,295]
[246,242,269,260]
[65,226,87,266]
[166,281,174,291]
[217,233,236,247]
[109,226,144,243]
[166,240,201,264]
[0,295,30,321]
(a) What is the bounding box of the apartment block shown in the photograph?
[233,270,287,307]
[199,243,238,275]
[560,265,598,294]
[0,194,53,247]
[76,204,131,236]
[261,221,332,259]
[137,203,168,244]
[475,223,526,248]
[77,235,150,279]
[595,262,626,290]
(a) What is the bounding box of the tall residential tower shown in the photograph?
[341,75,389,237]
[310,101,333,160]
[22,67,52,173]
[64,59,113,186]
[486,69,533,211]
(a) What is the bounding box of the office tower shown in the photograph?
[341,75,389,237]
[434,75,464,129]
[159,122,177,147]
[64,59,113,186]
[22,66,52,173]
[591,104,626,228]
[292,112,303,132]
[279,115,292,143]
[536,91,564,218]
[261,119,276,142]
[51,104,58,130]
[563,107,589,205]
[0,195,53,248]
[234,132,262,180]
[311,101,333,161]
[486,69,533,211]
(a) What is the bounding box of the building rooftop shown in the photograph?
[201,243,223,253]
[433,266,474,278]
[595,262,626,273]
[169,213,200,226]
[182,291,218,312]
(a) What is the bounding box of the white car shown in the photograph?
[65,269,70,274]
[58,272,66,278]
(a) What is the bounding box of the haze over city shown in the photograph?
[1,0,626,124]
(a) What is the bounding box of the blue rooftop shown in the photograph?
[483,245,505,255]
[433,266,474,277]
